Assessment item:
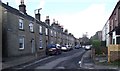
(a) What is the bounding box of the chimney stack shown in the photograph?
[7,2,9,5]
[19,0,26,14]
[45,16,50,25]
[35,10,41,21]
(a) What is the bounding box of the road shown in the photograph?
[5,48,85,71]
[3,48,119,71]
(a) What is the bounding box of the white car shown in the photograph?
[61,45,68,51]
[66,45,73,51]
[85,45,91,50]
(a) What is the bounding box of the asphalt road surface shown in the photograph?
[3,48,85,71]
[2,48,118,71]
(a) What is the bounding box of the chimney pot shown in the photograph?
[45,16,50,25]
[19,0,26,14]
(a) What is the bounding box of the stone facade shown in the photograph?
[0,1,2,62]
[1,2,76,61]
[2,3,46,58]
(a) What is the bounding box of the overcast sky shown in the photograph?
[2,0,118,38]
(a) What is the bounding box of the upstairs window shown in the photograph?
[19,18,24,30]
[29,22,34,32]
[54,31,56,37]
[51,30,53,36]
[39,26,42,34]
[46,28,48,35]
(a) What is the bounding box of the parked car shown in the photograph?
[66,45,73,51]
[82,45,86,48]
[85,45,91,50]
[46,44,61,55]
[61,45,68,51]
[55,44,62,54]
[75,45,80,49]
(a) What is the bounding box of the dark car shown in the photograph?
[75,45,80,49]
[46,44,61,55]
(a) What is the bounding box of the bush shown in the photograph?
[91,40,103,55]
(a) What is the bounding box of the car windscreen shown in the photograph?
[47,44,56,48]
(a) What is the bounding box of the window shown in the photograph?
[19,18,24,30]
[51,30,53,36]
[39,35,43,49]
[39,26,42,34]
[46,28,48,35]
[19,36,24,50]
[54,31,56,37]
[112,39,115,44]
[29,22,33,32]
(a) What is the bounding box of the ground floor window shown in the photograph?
[19,36,25,50]
[117,37,120,44]
[39,35,43,49]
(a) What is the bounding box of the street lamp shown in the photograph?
[34,8,42,58]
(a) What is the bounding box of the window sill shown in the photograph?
[39,47,43,49]
[39,33,43,35]
[30,31,34,33]
[18,48,24,51]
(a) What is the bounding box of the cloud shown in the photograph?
[49,4,109,38]
[37,0,45,9]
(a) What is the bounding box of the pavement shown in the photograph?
[2,54,46,70]
[2,48,85,70]
[1,49,120,71]
[80,50,120,70]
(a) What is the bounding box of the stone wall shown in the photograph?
[110,51,120,61]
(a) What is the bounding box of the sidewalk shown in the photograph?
[80,50,94,69]
[80,50,119,70]
[2,54,46,70]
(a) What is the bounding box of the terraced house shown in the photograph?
[108,1,120,62]
[102,1,120,62]
[2,1,47,59]
[1,0,76,65]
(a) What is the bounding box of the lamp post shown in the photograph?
[34,8,42,58]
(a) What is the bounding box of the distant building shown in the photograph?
[91,31,102,41]
[102,20,109,47]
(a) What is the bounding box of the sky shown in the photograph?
[2,0,118,38]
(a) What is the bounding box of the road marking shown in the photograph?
[56,66,65,69]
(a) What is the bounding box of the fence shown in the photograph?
[108,45,120,62]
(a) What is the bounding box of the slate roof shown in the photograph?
[1,2,48,27]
